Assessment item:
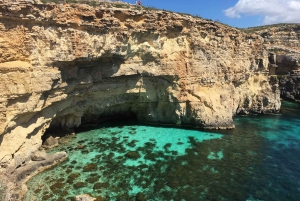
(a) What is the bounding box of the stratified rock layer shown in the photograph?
[253,24,300,48]
[249,24,300,101]
[0,2,280,168]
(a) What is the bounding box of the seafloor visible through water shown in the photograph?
[25,101,300,201]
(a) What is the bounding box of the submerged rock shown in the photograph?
[85,176,99,183]
[58,137,70,145]
[77,144,86,149]
[83,163,98,172]
[93,182,109,190]
[129,131,137,135]
[125,151,141,159]
[50,182,64,191]
[135,192,146,201]
[73,182,86,189]
[42,194,52,200]
[69,173,80,179]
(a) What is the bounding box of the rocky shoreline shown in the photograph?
[1,151,68,201]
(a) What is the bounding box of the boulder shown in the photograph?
[42,136,58,149]
[31,151,47,161]
[83,163,98,172]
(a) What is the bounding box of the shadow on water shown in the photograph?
[25,101,300,201]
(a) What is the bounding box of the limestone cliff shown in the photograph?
[248,24,300,101]
[249,24,300,48]
[0,1,280,168]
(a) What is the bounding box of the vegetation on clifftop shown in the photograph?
[242,23,300,33]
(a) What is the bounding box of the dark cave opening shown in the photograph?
[42,111,138,144]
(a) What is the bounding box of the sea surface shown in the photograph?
[25,101,300,201]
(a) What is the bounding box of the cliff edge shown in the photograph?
[0,1,280,169]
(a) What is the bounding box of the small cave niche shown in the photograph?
[256,59,264,69]
[41,115,77,144]
[95,10,104,19]
[81,15,95,22]
[269,53,276,64]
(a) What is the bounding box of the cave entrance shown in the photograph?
[42,111,138,144]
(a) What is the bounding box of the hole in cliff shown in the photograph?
[42,115,78,145]
[95,10,104,19]
[256,59,264,69]
[81,15,94,22]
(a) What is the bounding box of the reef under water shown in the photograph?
[25,101,300,201]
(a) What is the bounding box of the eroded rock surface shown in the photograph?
[75,194,96,201]
[248,24,300,101]
[1,151,67,201]
[248,24,300,48]
[279,73,300,102]
[0,2,280,169]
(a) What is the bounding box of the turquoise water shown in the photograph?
[25,101,300,201]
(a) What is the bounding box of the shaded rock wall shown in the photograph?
[279,73,300,102]
[268,53,300,75]
[251,24,300,101]
[0,2,280,168]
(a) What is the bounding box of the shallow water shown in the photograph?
[25,101,300,201]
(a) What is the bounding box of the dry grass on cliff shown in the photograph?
[243,23,300,33]
[39,0,195,16]
[39,0,238,28]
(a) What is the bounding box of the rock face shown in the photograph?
[1,151,67,201]
[251,24,300,48]
[0,2,280,168]
[42,135,59,149]
[75,194,96,201]
[248,24,300,101]
[31,150,47,161]
[279,73,300,102]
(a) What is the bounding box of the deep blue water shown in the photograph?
[25,101,300,201]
